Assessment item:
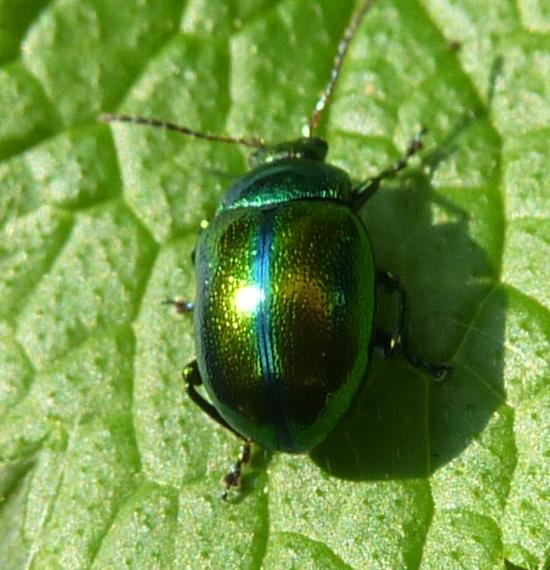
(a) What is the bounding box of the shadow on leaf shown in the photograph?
[311,166,505,480]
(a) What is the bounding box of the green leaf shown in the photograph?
[0,0,548,568]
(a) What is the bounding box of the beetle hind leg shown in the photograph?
[374,270,450,380]
[222,440,252,501]
[182,360,245,438]
[182,360,253,499]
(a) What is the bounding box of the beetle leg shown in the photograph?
[182,360,246,439]
[182,360,253,500]
[375,270,450,380]
[351,129,427,211]
[221,440,252,501]
[163,298,194,314]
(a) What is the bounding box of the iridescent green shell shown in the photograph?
[194,158,375,452]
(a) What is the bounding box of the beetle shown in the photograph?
[102,0,449,499]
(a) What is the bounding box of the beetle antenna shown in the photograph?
[100,113,265,149]
[305,0,376,137]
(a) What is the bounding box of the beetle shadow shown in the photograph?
[311,158,506,481]
[312,54,507,481]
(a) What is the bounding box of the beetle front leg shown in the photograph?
[374,270,450,380]
[182,360,252,499]
[351,129,427,211]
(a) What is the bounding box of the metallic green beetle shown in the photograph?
[195,141,375,455]
[103,0,449,499]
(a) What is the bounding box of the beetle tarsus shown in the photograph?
[375,270,451,380]
[375,328,451,380]
[402,350,451,381]
[221,441,252,501]
[163,297,194,314]
[351,128,428,211]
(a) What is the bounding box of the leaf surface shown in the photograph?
[0,0,548,568]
